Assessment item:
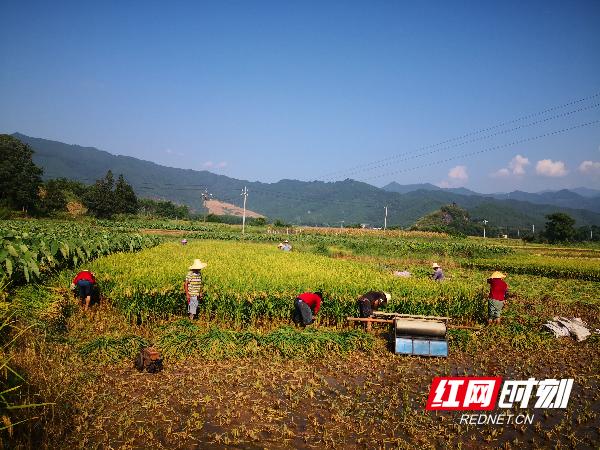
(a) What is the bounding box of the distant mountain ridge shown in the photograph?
[12,132,600,228]
[383,181,479,196]
[383,182,600,213]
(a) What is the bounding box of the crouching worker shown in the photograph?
[184,259,207,320]
[293,291,323,327]
[71,269,97,311]
[487,271,508,325]
[357,291,390,318]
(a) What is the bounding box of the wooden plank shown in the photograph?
[372,312,452,320]
[447,325,483,330]
[347,317,394,324]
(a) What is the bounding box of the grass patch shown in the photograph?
[157,320,374,360]
[78,335,149,364]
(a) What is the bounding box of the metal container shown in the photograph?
[394,318,446,337]
[394,318,448,357]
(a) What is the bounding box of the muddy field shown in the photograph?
[3,230,599,449]
[10,314,600,449]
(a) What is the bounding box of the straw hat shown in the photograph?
[384,292,391,302]
[490,271,506,279]
[432,262,440,269]
[283,239,289,243]
[189,259,207,270]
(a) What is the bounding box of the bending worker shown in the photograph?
[293,291,323,326]
[432,263,444,281]
[277,239,292,251]
[357,291,390,318]
[487,271,509,325]
[71,269,96,311]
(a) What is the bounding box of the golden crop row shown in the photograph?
[78,240,486,323]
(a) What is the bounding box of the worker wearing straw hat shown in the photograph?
[487,271,509,324]
[184,259,207,320]
[431,263,444,281]
[277,239,292,251]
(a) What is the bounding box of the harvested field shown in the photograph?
[2,221,599,448]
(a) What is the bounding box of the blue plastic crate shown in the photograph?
[394,337,448,357]
[395,337,413,354]
[413,339,430,355]
[430,340,448,357]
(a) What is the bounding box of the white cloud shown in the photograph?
[490,154,530,178]
[438,165,468,188]
[202,161,214,168]
[448,165,468,181]
[508,154,530,175]
[216,161,228,169]
[535,159,568,177]
[491,168,511,178]
[579,160,600,175]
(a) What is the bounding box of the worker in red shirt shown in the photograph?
[487,271,509,324]
[293,291,323,326]
[71,269,97,311]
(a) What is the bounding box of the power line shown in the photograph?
[357,119,600,181]
[131,119,600,208]
[324,101,600,181]
[318,91,600,180]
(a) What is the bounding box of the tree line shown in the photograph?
[1,134,190,219]
[2,134,599,240]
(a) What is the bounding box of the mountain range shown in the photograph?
[383,182,600,213]
[12,132,600,228]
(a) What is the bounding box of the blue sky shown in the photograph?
[1,0,599,193]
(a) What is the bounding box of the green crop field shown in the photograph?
[62,240,485,323]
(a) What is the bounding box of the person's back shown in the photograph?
[488,277,508,300]
[297,292,321,314]
[357,291,390,318]
[293,291,323,326]
[73,270,96,284]
[433,267,444,281]
[71,270,97,311]
[487,272,508,324]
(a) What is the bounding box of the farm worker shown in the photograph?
[181,238,188,245]
[357,291,391,318]
[281,240,292,251]
[432,263,444,281]
[70,269,96,311]
[487,271,509,324]
[293,291,323,326]
[184,259,207,320]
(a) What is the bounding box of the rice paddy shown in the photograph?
[2,222,599,448]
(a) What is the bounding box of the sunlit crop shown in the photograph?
[83,240,485,323]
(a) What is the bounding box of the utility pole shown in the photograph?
[384,206,388,231]
[532,224,535,235]
[339,220,345,229]
[591,226,593,240]
[241,186,248,234]
[483,219,488,238]
[202,189,212,222]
